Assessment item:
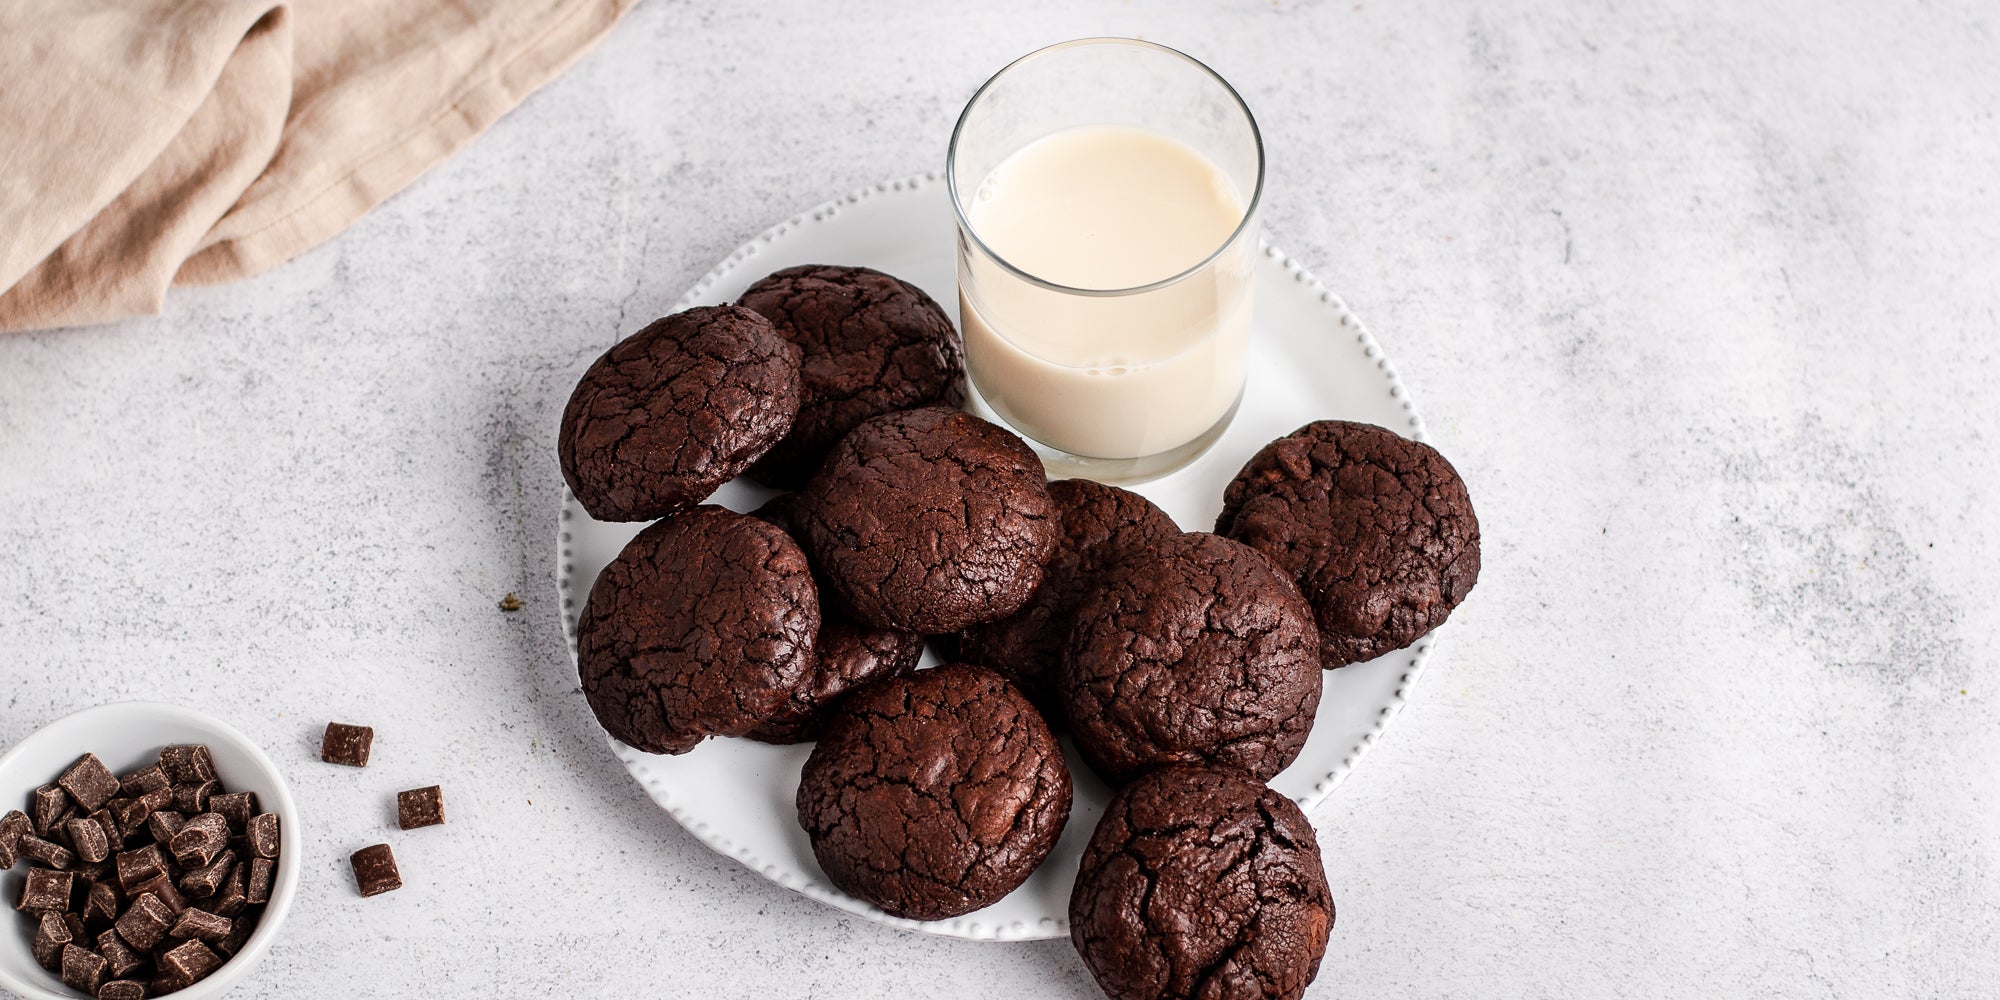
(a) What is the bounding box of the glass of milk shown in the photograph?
[949,38,1263,483]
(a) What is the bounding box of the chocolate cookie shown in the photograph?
[800,406,1058,634]
[1060,532,1322,784]
[1071,765,1334,1000]
[1216,420,1480,667]
[958,479,1179,718]
[560,306,802,521]
[796,664,1071,920]
[577,505,819,754]
[744,494,926,744]
[737,265,965,488]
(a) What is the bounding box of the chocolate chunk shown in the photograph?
[119,763,171,797]
[59,753,123,812]
[170,780,215,815]
[67,815,112,863]
[33,911,72,970]
[18,866,74,912]
[62,943,110,994]
[116,844,166,890]
[0,808,29,867]
[215,914,255,957]
[320,722,373,767]
[114,892,175,950]
[159,939,221,984]
[169,813,228,867]
[246,856,275,905]
[84,880,121,923]
[151,972,190,996]
[395,786,444,830]
[109,795,155,837]
[127,873,186,915]
[97,928,146,977]
[88,808,125,851]
[211,861,247,917]
[138,785,175,814]
[245,812,279,858]
[209,792,256,833]
[148,809,186,844]
[157,746,216,785]
[21,833,75,869]
[349,844,401,897]
[169,907,231,942]
[98,981,147,1000]
[32,783,73,835]
[178,849,235,898]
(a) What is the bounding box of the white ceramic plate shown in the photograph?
[557,172,1439,941]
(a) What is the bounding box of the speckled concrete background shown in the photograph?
[2,0,1996,996]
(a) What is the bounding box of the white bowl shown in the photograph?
[0,703,302,1000]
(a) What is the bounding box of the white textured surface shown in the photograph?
[2,1,1996,997]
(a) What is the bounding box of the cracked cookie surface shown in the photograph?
[577,505,819,754]
[1060,531,1322,784]
[560,305,802,521]
[745,493,925,744]
[737,265,965,488]
[800,406,1057,634]
[1216,420,1480,667]
[796,664,1072,920]
[1071,765,1333,1000]
[959,479,1179,720]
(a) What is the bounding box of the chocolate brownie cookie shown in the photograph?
[737,265,965,488]
[800,406,1058,634]
[796,664,1071,920]
[1216,420,1480,667]
[577,506,818,754]
[745,494,926,744]
[958,479,1179,718]
[1060,532,1322,784]
[1071,765,1333,1000]
[560,306,802,521]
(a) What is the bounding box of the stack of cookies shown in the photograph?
[560,263,1482,1000]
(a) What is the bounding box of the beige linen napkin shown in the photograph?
[0,0,634,332]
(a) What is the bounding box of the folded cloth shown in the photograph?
[0,0,635,332]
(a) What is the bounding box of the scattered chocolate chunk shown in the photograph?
[211,862,247,918]
[32,910,71,969]
[98,981,146,1000]
[169,813,229,867]
[59,754,123,812]
[127,873,187,915]
[97,928,145,977]
[148,809,186,844]
[349,844,401,897]
[62,943,110,994]
[245,812,279,858]
[169,907,231,942]
[66,815,112,864]
[395,786,444,830]
[118,763,171,797]
[32,784,72,835]
[159,938,221,983]
[158,746,217,785]
[18,866,74,912]
[20,833,74,870]
[171,780,215,815]
[83,880,121,923]
[114,892,175,951]
[246,857,275,905]
[179,849,235,898]
[209,791,257,833]
[320,723,374,767]
[0,810,29,868]
[116,844,167,891]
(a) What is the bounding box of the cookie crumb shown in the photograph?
[498,593,523,612]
